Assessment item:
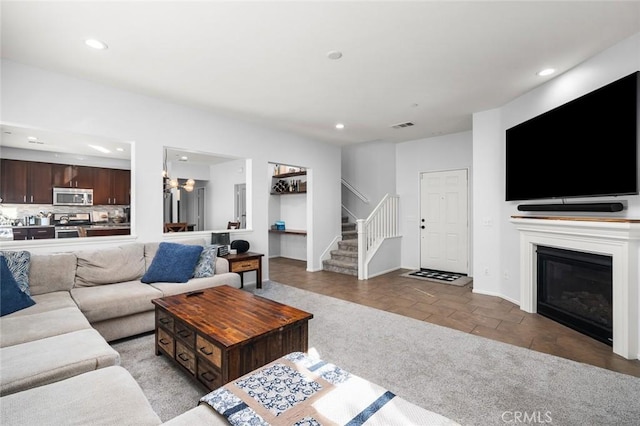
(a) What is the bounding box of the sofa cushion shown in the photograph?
[141,242,203,284]
[150,272,242,297]
[71,281,163,323]
[193,244,219,278]
[75,244,145,287]
[28,253,77,296]
[0,328,119,396]
[0,257,35,317]
[0,366,162,426]
[4,291,78,318]
[0,307,91,348]
[162,405,229,426]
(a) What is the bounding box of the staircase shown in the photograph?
[322,217,358,276]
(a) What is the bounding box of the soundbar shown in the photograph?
[517,202,624,212]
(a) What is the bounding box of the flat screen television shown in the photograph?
[505,71,639,202]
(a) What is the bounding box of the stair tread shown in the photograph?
[323,258,358,268]
[331,249,357,257]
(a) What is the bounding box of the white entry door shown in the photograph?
[420,169,468,274]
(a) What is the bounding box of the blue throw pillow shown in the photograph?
[1,256,35,316]
[141,242,204,284]
[193,245,219,278]
[0,250,31,295]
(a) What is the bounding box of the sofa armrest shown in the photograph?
[215,256,229,274]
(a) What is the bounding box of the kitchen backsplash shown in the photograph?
[0,204,129,225]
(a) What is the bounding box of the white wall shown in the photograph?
[395,131,473,271]
[1,59,341,277]
[208,158,246,229]
[341,140,396,220]
[472,32,640,304]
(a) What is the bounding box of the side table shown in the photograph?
[223,252,264,289]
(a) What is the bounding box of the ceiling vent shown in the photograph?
[391,121,415,129]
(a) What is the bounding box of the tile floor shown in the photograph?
[268,257,640,377]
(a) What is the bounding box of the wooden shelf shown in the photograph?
[272,171,306,179]
[270,191,307,195]
[269,229,307,236]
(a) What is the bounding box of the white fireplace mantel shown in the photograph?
[510,216,640,360]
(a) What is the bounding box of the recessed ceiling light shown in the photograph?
[179,156,188,161]
[327,50,343,60]
[116,147,124,152]
[89,144,110,154]
[335,123,345,130]
[85,39,108,50]
[537,68,555,76]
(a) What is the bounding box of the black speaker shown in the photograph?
[517,202,624,212]
[231,240,250,254]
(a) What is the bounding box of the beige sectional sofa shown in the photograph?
[0,237,241,425]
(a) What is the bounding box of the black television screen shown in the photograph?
[505,71,639,202]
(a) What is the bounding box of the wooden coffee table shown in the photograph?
[151,285,313,391]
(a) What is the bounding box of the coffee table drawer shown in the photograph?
[230,258,259,273]
[175,320,195,348]
[157,309,174,332]
[157,328,175,357]
[176,341,196,374]
[197,359,222,390]
[196,335,222,368]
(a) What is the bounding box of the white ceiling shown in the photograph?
[2,1,639,146]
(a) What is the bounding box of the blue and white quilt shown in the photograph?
[200,352,459,426]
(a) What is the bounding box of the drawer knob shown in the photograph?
[201,371,217,382]
[159,338,170,345]
[178,353,190,362]
[199,346,213,355]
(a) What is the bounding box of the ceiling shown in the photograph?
[1,1,639,147]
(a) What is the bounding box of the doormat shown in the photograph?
[400,268,472,287]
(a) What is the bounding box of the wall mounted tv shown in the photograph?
[505,71,639,202]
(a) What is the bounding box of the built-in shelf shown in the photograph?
[269,229,307,236]
[271,170,307,195]
[272,171,306,179]
[270,191,306,195]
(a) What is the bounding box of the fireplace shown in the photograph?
[510,216,640,360]
[536,246,612,345]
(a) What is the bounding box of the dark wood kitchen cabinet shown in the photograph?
[1,159,53,204]
[52,164,94,188]
[12,226,55,240]
[93,168,130,205]
[1,160,130,206]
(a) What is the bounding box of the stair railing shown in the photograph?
[341,178,369,204]
[356,194,400,280]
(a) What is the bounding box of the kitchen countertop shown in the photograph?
[9,225,55,229]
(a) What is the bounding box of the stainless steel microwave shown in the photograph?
[53,188,93,206]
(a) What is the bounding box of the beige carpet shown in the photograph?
[114,281,640,425]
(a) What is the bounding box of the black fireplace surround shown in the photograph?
[536,246,613,345]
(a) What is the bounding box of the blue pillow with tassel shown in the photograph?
[142,242,203,283]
